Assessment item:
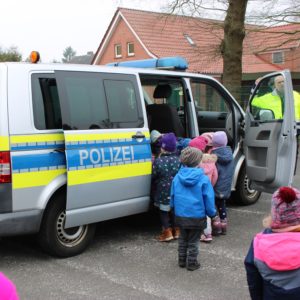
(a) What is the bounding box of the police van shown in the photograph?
[0,55,297,257]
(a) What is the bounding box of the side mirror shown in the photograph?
[259,109,275,121]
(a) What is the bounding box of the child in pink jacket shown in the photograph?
[189,136,219,242]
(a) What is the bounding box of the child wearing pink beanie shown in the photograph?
[189,135,220,242]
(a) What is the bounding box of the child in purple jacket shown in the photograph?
[211,131,234,235]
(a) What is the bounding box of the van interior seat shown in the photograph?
[146,104,185,137]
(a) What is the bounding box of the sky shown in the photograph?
[0,0,167,62]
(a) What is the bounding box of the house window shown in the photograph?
[127,42,135,56]
[272,52,284,64]
[115,44,122,58]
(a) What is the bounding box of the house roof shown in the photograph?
[93,7,300,75]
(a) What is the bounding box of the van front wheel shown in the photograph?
[232,166,261,206]
[38,192,95,257]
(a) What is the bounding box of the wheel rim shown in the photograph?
[244,174,259,198]
[56,210,89,248]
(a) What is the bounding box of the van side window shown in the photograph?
[104,80,139,125]
[56,72,144,130]
[191,81,229,113]
[190,80,234,145]
[61,76,108,130]
[31,74,62,129]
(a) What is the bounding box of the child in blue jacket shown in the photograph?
[171,147,217,271]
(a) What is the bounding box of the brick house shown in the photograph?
[92,7,300,92]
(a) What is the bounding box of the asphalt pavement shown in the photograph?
[1,166,299,300]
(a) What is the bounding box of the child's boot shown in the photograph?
[211,216,222,236]
[178,255,186,268]
[186,260,201,271]
[157,228,174,242]
[173,227,180,239]
[221,218,227,235]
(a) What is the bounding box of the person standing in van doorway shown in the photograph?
[252,75,300,120]
[152,132,181,242]
[170,147,217,271]
[211,131,234,235]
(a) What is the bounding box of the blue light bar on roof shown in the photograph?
[107,56,188,71]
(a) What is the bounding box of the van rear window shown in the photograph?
[31,74,62,130]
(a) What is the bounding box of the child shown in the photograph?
[152,132,180,242]
[189,136,219,242]
[150,130,162,160]
[0,272,19,300]
[244,186,300,299]
[211,131,234,235]
[201,132,214,153]
[176,137,191,156]
[170,147,217,271]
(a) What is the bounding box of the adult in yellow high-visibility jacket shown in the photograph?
[252,75,300,121]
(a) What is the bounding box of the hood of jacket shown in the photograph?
[177,167,205,187]
[212,146,233,164]
[201,153,217,163]
[254,232,300,271]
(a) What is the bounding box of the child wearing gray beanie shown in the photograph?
[180,146,203,167]
[171,146,217,271]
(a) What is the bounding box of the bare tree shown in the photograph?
[166,0,300,100]
[167,0,248,99]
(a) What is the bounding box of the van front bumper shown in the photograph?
[0,209,43,236]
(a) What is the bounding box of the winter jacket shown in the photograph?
[199,153,218,186]
[244,229,300,300]
[252,90,300,120]
[152,152,180,211]
[170,167,216,229]
[211,146,234,199]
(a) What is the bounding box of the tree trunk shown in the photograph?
[221,0,248,102]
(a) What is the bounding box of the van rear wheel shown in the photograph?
[232,166,261,206]
[38,192,95,257]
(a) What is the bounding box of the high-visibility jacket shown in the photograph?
[252,90,300,120]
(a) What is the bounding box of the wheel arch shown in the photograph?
[37,173,67,211]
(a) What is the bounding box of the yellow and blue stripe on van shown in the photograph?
[10,131,152,189]
[64,131,152,186]
[10,133,66,189]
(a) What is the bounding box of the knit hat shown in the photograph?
[161,132,177,152]
[150,130,162,144]
[201,132,214,146]
[271,186,300,230]
[212,131,228,147]
[176,138,191,154]
[189,136,208,152]
[180,146,203,167]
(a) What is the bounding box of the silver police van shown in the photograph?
[0,57,297,257]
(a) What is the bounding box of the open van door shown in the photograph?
[55,70,152,228]
[244,70,297,193]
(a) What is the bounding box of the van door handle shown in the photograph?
[132,133,145,139]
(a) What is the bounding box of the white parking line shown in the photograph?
[228,208,265,215]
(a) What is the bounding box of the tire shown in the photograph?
[38,191,96,257]
[232,165,261,206]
